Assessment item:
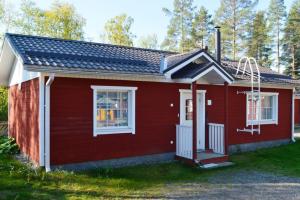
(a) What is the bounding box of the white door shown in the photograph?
[180,90,206,150]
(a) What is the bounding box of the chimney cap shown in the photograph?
[215,26,221,29]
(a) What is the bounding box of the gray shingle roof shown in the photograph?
[6,33,174,75]
[5,33,300,86]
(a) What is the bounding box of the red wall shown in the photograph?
[8,78,40,165]
[228,87,292,145]
[295,99,300,125]
[201,85,292,145]
[50,77,189,165]
[50,77,292,165]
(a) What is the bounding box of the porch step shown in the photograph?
[197,149,214,153]
[196,152,229,165]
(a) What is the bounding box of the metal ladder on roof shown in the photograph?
[236,57,261,135]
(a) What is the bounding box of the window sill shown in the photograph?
[93,128,135,136]
[247,120,278,126]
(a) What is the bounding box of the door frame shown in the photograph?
[179,89,206,150]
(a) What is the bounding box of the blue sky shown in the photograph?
[11,0,295,44]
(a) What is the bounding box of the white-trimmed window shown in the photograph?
[246,92,278,125]
[91,85,137,136]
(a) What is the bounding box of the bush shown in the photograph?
[0,87,8,121]
[0,136,19,155]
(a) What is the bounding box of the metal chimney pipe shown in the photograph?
[215,26,221,63]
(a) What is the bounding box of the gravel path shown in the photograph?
[164,170,300,200]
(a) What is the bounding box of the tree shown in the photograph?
[246,11,272,67]
[191,6,213,49]
[102,14,135,46]
[14,0,86,40]
[138,34,158,49]
[214,0,257,60]
[282,0,300,78]
[161,0,195,52]
[14,0,44,35]
[267,0,287,73]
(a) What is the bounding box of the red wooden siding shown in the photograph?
[228,87,292,145]
[50,77,292,165]
[8,78,40,165]
[295,99,300,125]
[200,85,292,145]
[50,77,189,165]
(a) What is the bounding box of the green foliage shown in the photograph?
[267,0,287,72]
[191,6,213,49]
[283,0,300,78]
[14,0,86,40]
[101,14,135,46]
[214,0,258,60]
[246,11,272,67]
[0,87,7,121]
[1,141,300,198]
[161,0,195,52]
[0,136,19,155]
[138,34,159,49]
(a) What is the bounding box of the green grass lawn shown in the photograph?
[1,140,300,199]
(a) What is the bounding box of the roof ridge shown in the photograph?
[5,33,176,55]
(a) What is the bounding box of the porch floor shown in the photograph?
[197,152,225,160]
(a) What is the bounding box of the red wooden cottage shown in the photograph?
[0,29,298,171]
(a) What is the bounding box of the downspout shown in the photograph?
[45,74,55,172]
[292,88,295,142]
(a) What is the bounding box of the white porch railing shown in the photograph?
[208,123,225,154]
[176,125,193,159]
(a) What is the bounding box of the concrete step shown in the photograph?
[199,161,234,169]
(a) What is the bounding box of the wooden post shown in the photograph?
[224,82,229,155]
[192,81,197,160]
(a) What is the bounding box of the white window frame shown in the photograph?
[91,85,137,136]
[246,92,279,126]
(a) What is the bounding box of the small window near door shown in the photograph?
[185,99,193,120]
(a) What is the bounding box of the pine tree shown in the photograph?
[161,0,195,52]
[267,0,287,73]
[282,0,300,78]
[191,6,213,49]
[214,0,257,60]
[247,11,272,67]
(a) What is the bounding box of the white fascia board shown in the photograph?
[191,65,233,84]
[164,52,207,78]
[164,52,234,82]
[91,85,138,91]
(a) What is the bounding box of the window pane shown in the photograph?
[96,92,108,128]
[96,91,129,128]
[261,96,273,120]
[186,99,193,120]
[247,96,258,121]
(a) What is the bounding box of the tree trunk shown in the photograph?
[292,45,295,78]
[277,20,280,73]
[232,0,237,61]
